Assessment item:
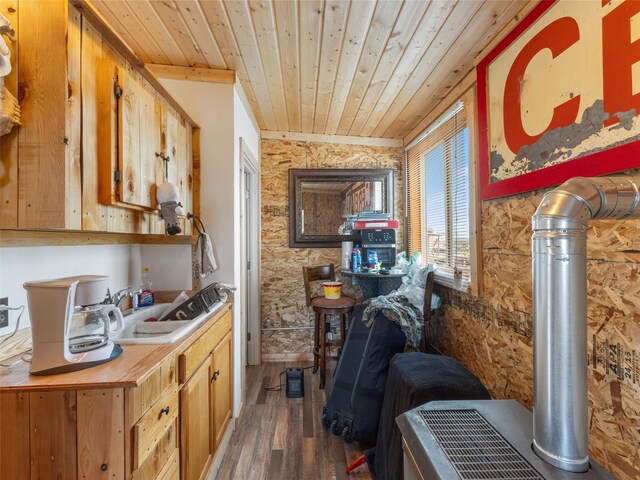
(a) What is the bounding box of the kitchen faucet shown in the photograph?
[106,286,133,311]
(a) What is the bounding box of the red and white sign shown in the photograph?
[477,0,640,200]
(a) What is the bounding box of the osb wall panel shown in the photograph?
[432,172,640,479]
[261,139,404,357]
[430,288,534,406]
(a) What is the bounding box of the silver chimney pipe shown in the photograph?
[532,175,640,472]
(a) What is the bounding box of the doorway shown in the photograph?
[240,139,260,368]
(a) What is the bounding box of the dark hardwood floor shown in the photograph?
[216,361,373,479]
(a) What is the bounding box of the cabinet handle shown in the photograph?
[211,370,221,382]
[159,406,170,417]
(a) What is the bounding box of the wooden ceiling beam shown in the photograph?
[145,64,235,84]
[261,130,402,148]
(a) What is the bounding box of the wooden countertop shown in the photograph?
[0,303,232,392]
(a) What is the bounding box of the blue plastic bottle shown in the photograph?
[352,243,361,272]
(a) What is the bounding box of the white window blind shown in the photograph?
[406,101,470,290]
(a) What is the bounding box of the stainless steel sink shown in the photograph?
[111,302,224,344]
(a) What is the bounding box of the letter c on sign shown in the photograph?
[503,17,581,155]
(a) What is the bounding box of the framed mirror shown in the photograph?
[289,168,394,248]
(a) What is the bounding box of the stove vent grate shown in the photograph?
[419,409,544,480]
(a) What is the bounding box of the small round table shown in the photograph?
[341,270,406,299]
[311,296,356,389]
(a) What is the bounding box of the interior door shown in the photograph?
[241,143,261,366]
[244,168,251,366]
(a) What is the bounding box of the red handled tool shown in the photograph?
[346,454,366,473]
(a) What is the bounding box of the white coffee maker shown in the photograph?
[24,275,124,375]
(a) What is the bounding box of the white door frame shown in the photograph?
[239,138,261,367]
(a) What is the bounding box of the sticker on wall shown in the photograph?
[590,333,640,394]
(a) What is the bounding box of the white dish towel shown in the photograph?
[193,232,217,279]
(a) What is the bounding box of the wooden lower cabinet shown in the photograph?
[179,317,234,480]
[180,357,213,480]
[0,389,124,480]
[211,331,233,451]
[0,308,233,480]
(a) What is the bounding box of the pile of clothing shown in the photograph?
[362,259,441,350]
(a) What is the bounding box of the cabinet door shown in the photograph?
[180,357,213,480]
[118,67,161,210]
[77,389,125,479]
[211,331,233,451]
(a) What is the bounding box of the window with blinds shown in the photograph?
[406,100,471,290]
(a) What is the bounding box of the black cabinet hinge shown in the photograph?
[114,80,123,100]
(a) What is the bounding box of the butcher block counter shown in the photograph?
[0,303,234,480]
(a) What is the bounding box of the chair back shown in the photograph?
[422,270,435,352]
[302,264,335,306]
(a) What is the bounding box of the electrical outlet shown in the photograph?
[0,297,8,329]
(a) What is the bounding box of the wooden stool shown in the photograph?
[311,296,356,389]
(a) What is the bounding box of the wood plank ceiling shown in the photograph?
[90,0,528,141]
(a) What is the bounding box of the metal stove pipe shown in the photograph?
[532,175,640,473]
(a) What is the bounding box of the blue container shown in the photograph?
[352,244,361,272]
[367,250,378,269]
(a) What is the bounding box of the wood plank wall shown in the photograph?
[15,1,79,229]
[429,174,640,480]
[260,139,403,360]
[0,0,18,227]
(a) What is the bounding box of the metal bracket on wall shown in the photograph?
[156,151,171,181]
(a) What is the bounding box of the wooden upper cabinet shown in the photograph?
[99,66,193,235]
[0,0,195,235]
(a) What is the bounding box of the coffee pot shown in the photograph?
[69,304,124,353]
[24,275,124,375]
